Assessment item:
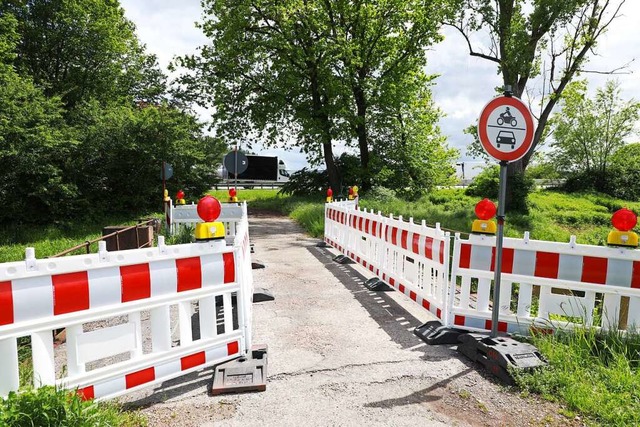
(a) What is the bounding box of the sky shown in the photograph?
[119,0,640,177]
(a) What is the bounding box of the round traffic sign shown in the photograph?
[223,151,249,175]
[477,96,535,162]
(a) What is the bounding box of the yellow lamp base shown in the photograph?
[472,219,497,235]
[607,230,638,247]
[177,199,186,205]
[195,221,226,241]
[229,197,238,203]
[326,197,332,203]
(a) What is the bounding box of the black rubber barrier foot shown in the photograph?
[363,277,392,291]
[316,241,329,248]
[210,344,268,396]
[251,261,266,269]
[253,288,275,303]
[457,334,548,385]
[332,254,353,264]
[414,321,469,345]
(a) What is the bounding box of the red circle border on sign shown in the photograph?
[477,96,535,162]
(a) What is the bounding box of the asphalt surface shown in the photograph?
[119,213,486,426]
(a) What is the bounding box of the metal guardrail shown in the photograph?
[50,219,159,258]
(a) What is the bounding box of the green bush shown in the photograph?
[0,387,145,427]
[465,166,499,199]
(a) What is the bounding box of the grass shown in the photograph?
[514,327,640,426]
[0,212,163,263]
[0,386,146,426]
[2,187,640,425]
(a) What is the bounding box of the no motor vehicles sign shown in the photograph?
[477,96,535,162]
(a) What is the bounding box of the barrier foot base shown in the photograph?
[253,288,275,303]
[332,254,353,264]
[252,261,266,269]
[316,241,329,248]
[364,277,392,291]
[457,334,547,385]
[414,321,468,345]
[210,344,268,396]
[250,243,255,254]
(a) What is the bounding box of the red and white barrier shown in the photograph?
[0,206,253,400]
[450,232,640,334]
[324,201,451,323]
[165,198,247,242]
[325,200,640,336]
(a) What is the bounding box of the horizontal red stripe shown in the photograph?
[121,264,151,302]
[53,271,89,315]
[412,234,420,255]
[425,237,434,260]
[439,241,445,264]
[77,386,94,401]
[422,299,430,310]
[401,230,408,250]
[485,320,508,333]
[176,257,202,292]
[454,315,465,326]
[126,367,155,389]
[459,244,471,268]
[181,351,206,371]
[581,256,607,284]
[223,253,235,283]
[491,247,514,273]
[409,291,417,301]
[0,281,14,326]
[633,261,640,289]
[227,341,239,355]
[535,252,559,279]
[436,308,442,318]
[399,284,405,294]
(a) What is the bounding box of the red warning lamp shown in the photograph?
[326,188,333,203]
[176,190,185,200]
[197,195,221,222]
[229,188,237,198]
[472,199,497,234]
[612,208,637,232]
[475,198,497,220]
[608,208,638,247]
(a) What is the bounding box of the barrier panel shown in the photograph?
[0,209,253,401]
[450,232,640,334]
[325,200,640,336]
[166,199,247,242]
[324,201,451,323]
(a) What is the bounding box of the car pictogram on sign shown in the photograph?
[496,131,516,148]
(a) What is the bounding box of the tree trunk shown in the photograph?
[353,82,371,191]
[322,134,340,195]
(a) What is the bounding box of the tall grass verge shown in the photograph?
[0,386,146,426]
[514,327,640,426]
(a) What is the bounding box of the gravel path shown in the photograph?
[121,212,581,427]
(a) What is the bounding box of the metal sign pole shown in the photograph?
[234,145,239,190]
[491,160,508,338]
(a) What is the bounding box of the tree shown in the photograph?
[3,0,166,108]
[323,0,454,190]
[174,0,453,193]
[0,12,76,222]
[450,0,628,210]
[608,143,640,200]
[550,80,639,191]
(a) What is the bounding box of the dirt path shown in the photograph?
[124,214,580,426]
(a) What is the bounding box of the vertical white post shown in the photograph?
[150,306,171,352]
[31,331,55,387]
[199,296,217,339]
[0,338,19,395]
[516,283,533,318]
[601,294,621,331]
[223,293,234,335]
[178,301,193,346]
[128,312,143,359]
[65,324,85,377]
